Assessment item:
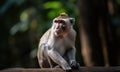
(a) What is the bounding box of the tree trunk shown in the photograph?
[77,0,115,66]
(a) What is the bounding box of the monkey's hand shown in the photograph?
[70,60,80,69]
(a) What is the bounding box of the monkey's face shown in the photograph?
[52,18,75,37]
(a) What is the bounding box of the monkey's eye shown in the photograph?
[54,20,65,24]
[54,20,58,23]
[59,20,65,24]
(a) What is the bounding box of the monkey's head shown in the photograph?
[52,13,75,37]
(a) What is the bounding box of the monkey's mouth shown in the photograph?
[55,26,67,37]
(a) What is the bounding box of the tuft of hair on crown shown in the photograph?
[57,12,69,19]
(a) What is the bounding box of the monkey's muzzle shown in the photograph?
[56,24,66,33]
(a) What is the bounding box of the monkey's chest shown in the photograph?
[53,39,71,55]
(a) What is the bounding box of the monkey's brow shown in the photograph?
[54,20,65,23]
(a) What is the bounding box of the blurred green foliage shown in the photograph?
[116,0,120,4]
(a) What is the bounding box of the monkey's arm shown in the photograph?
[67,47,76,61]
[67,47,76,64]
[48,50,71,70]
[67,47,80,69]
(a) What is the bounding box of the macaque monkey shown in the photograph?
[37,13,80,71]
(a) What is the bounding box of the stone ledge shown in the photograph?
[1,67,120,72]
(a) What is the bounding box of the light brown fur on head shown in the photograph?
[57,13,69,19]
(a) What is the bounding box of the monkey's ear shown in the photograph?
[69,18,75,25]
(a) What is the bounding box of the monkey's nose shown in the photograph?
[56,25,60,29]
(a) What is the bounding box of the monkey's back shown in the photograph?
[39,29,51,45]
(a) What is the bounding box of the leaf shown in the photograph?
[47,8,66,19]
[44,1,62,9]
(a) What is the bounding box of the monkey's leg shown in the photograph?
[48,50,71,70]
[37,44,51,68]
[43,44,53,68]
[37,44,45,68]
